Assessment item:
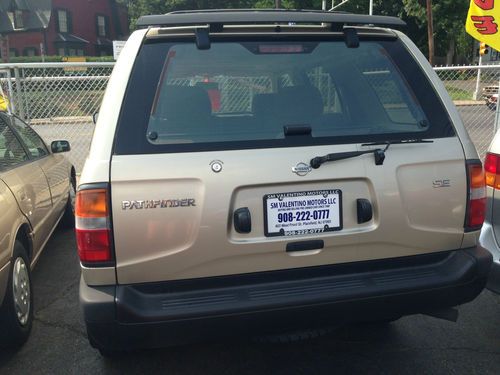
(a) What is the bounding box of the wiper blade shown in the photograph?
[361,139,434,147]
[310,145,389,169]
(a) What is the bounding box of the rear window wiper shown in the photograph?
[361,139,434,147]
[310,139,433,169]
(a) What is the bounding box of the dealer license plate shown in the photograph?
[264,189,342,237]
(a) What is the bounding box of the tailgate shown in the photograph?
[111,138,466,284]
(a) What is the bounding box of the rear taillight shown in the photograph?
[75,187,113,264]
[465,161,486,231]
[485,152,500,189]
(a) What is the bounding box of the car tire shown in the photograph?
[0,241,33,349]
[60,176,76,228]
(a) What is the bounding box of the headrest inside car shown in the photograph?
[157,85,212,122]
[277,85,324,120]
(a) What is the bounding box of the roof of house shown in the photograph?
[54,33,89,44]
[0,0,52,33]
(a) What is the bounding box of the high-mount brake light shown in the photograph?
[75,188,113,263]
[258,45,304,54]
[465,161,486,231]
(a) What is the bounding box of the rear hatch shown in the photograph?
[111,29,466,284]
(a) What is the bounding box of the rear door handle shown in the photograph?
[234,207,252,233]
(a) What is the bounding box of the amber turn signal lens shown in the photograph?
[485,152,500,189]
[75,189,108,218]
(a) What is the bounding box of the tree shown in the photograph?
[120,1,258,29]
[402,0,471,64]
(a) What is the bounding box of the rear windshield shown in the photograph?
[115,36,454,154]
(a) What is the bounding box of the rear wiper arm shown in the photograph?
[310,144,390,169]
[310,139,433,169]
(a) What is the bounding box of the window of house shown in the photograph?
[7,11,14,26]
[24,48,37,57]
[77,49,84,56]
[7,10,24,29]
[14,10,23,28]
[58,10,69,33]
[9,49,17,58]
[97,15,107,37]
[69,48,76,56]
[58,47,66,56]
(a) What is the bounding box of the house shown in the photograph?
[0,0,128,59]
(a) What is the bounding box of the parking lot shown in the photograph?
[0,227,499,374]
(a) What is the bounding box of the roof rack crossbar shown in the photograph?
[136,10,406,29]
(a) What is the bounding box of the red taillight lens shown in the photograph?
[75,187,113,264]
[465,161,486,231]
[485,152,500,189]
[76,229,111,262]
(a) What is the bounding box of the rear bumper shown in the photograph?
[81,246,492,350]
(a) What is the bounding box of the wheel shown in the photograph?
[0,241,33,348]
[60,175,76,228]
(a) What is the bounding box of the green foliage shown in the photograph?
[253,1,322,8]
[402,0,471,61]
[121,0,259,29]
[445,85,473,101]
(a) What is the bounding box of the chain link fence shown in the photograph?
[1,62,499,172]
[435,65,500,159]
[0,63,114,172]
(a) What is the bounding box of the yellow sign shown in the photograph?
[0,94,8,112]
[62,57,86,63]
[62,56,87,73]
[466,0,500,51]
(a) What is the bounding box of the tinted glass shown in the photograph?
[116,37,454,155]
[0,118,28,170]
[10,117,48,159]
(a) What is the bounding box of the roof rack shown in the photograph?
[136,9,406,29]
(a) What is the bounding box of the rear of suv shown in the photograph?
[77,10,492,354]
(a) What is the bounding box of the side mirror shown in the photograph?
[51,140,71,153]
[93,112,99,124]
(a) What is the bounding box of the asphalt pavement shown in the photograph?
[1,227,500,374]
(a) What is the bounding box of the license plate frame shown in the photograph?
[263,189,342,237]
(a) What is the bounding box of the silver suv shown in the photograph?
[77,10,492,355]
